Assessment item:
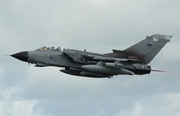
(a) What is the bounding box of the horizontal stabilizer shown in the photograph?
[92,56,142,62]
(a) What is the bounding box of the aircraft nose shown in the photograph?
[11,51,28,62]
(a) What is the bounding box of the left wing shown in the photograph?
[81,54,142,62]
[63,49,143,64]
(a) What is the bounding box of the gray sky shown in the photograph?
[0,0,180,116]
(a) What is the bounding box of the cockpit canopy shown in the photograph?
[36,46,61,51]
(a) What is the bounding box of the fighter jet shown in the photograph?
[11,34,172,78]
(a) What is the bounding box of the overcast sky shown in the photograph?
[0,0,180,116]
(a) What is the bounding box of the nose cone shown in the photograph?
[11,51,28,62]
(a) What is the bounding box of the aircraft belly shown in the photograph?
[81,65,136,75]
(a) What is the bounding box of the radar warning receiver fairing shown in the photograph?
[11,34,172,78]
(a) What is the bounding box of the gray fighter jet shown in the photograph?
[11,34,172,78]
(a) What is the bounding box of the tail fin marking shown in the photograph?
[124,34,172,64]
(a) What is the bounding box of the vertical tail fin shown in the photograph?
[124,34,172,64]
